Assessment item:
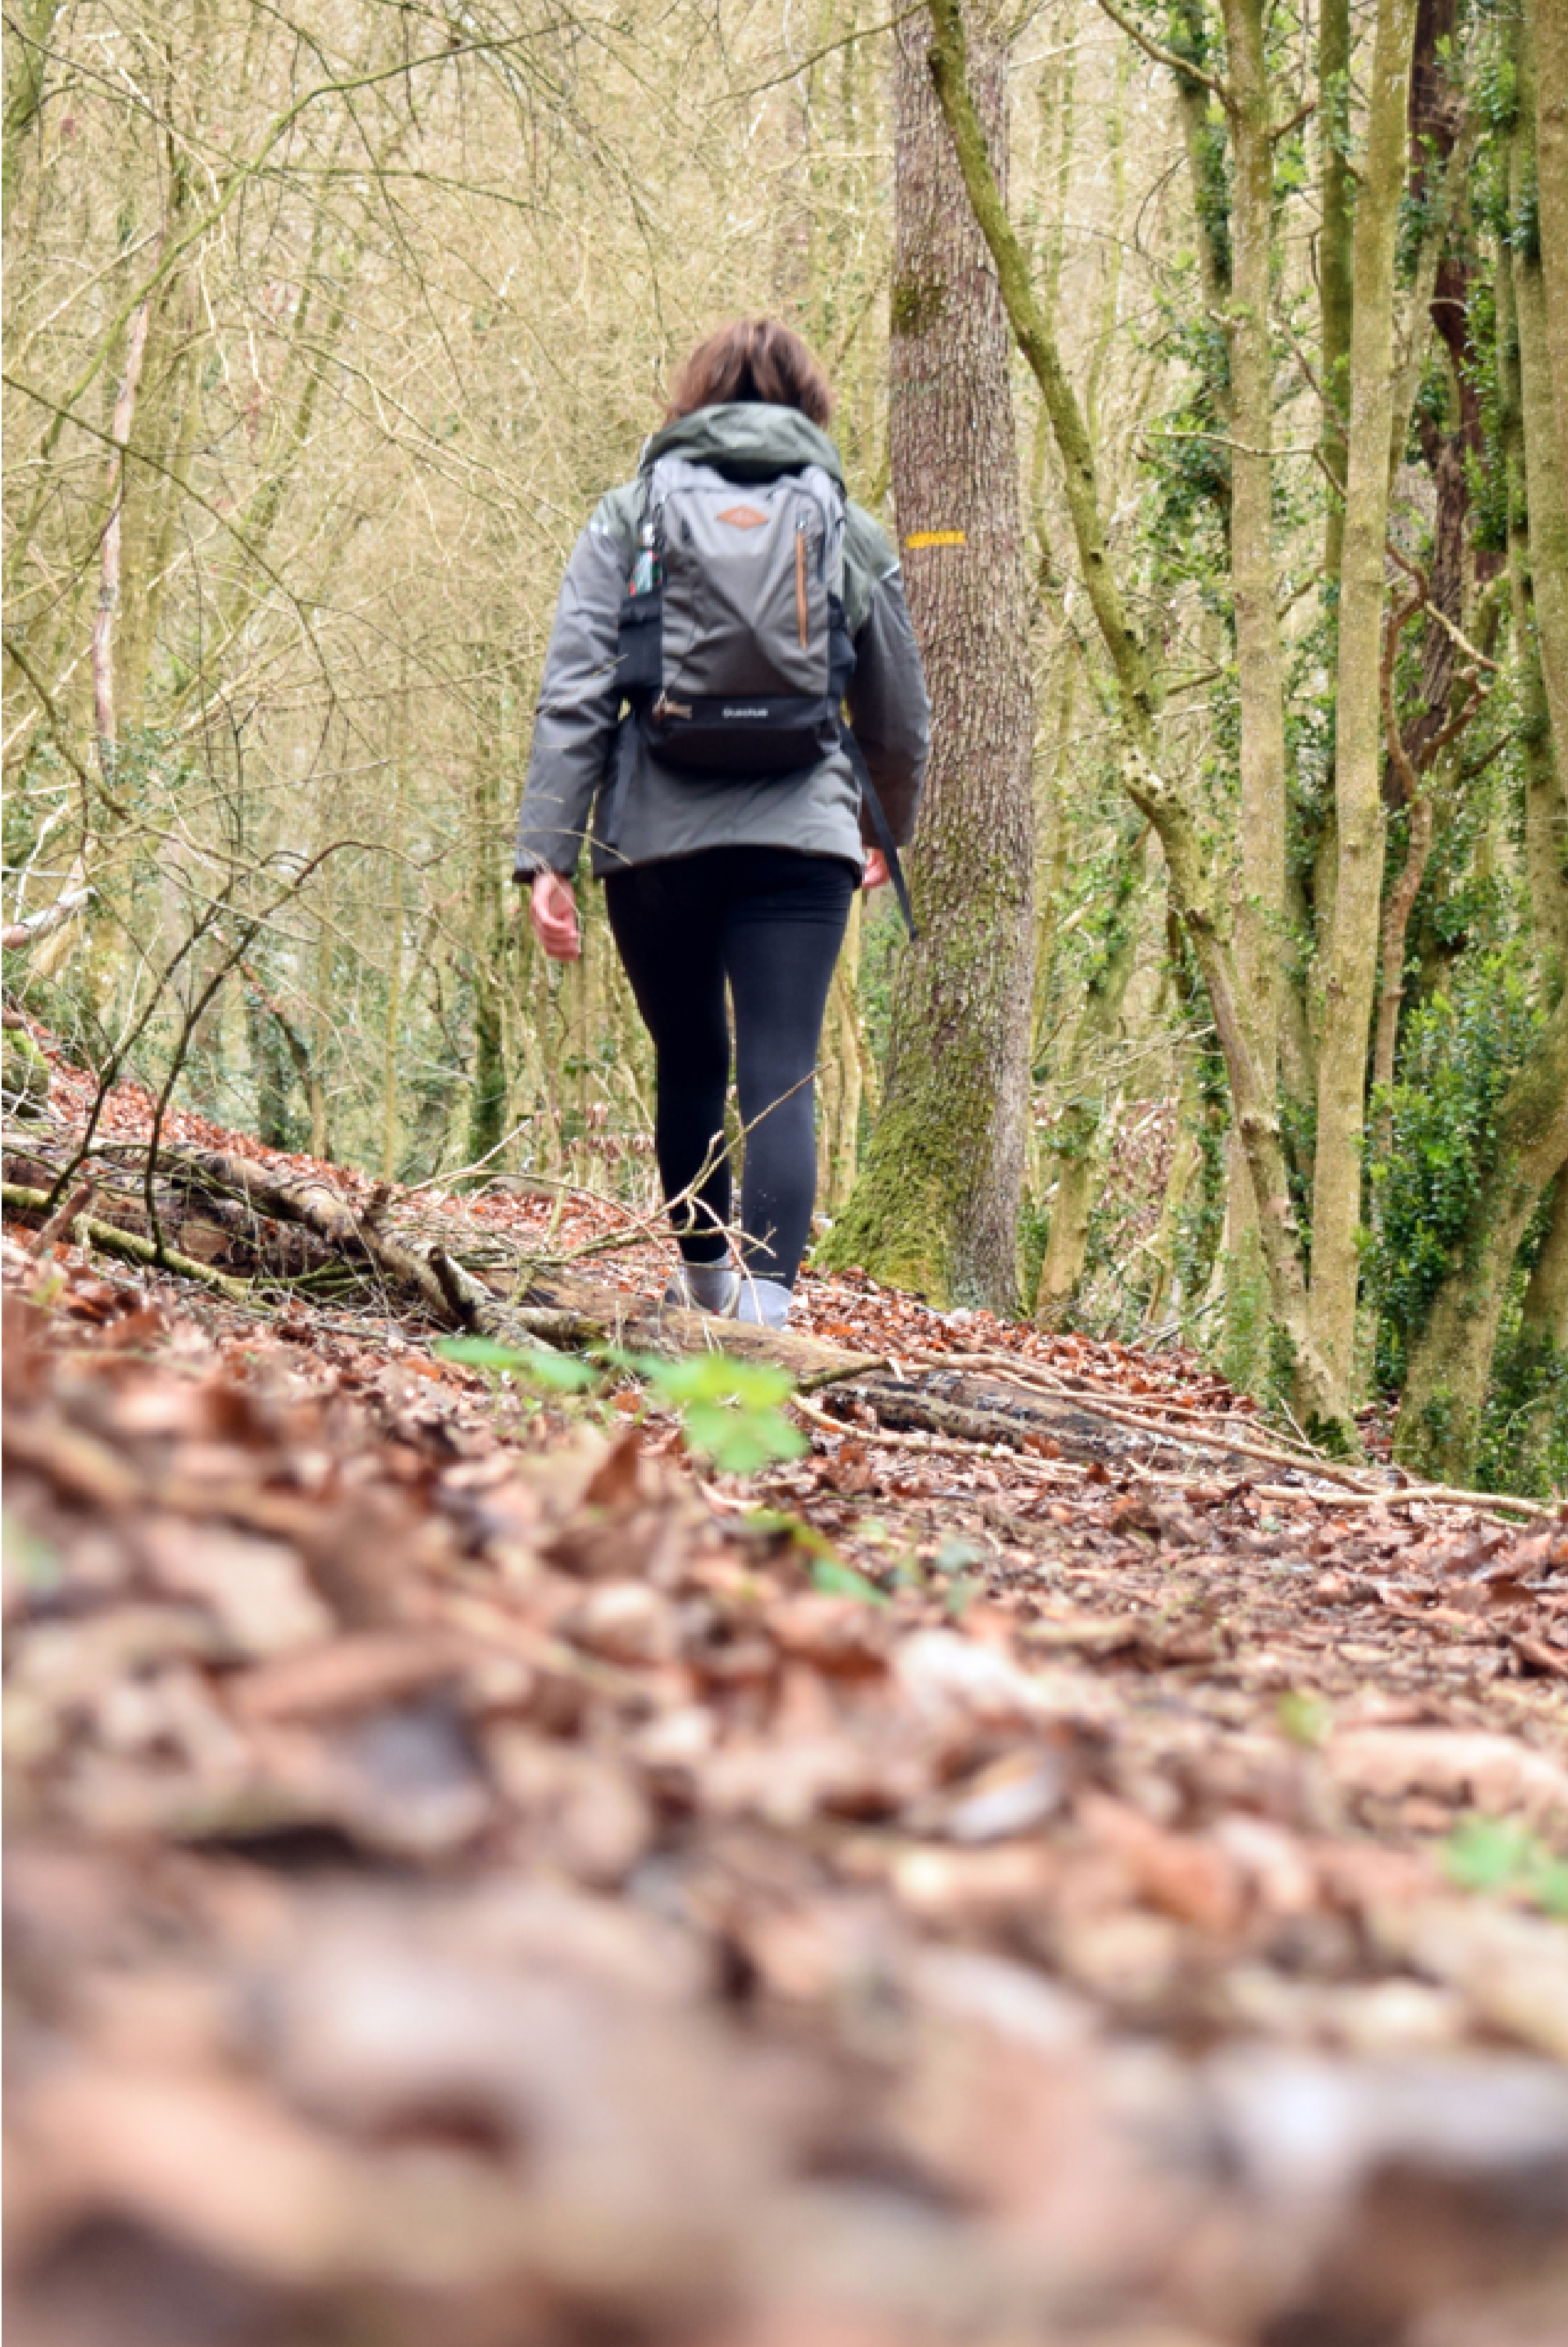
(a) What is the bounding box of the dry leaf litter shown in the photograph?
[5,1065,1568,2347]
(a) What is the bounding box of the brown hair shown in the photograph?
[665,317,835,427]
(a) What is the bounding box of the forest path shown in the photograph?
[5,1063,1568,2346]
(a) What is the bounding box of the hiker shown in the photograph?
[514,318,930,1329]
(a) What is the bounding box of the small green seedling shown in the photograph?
[637,1352,807,1474]
[435,1336,806,1476]
[1441,1814,1568,1918]
[738,1507,839,1558]
[809,1554,889,1606]
[1276,1689,1334,1747]
[433,1334,599,1391]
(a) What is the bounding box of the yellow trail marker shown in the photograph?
[903,529,967,548]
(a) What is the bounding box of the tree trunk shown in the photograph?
[1521,1167,1568,1353]
[467,682,509,1178]
[1319,0,1354,585]
[1034,838,1145,1325]
[1,0,63,221]
[1395,984,1568,1479]
[822,0,1033,1309]
[1496,182,1568,987]
[1530,0,1568,508]
[1219,0,1288,1084]
[1512,0,1568,779]
[1306,0,1419,1408]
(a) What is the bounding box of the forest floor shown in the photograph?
[5,1048,1568,2347]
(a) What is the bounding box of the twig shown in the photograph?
[29,1176,96,1254]
[906,1348,1375,1488]
[3,1181,252,1301]
[1,888,94,953]
[791,1392,1084,1479]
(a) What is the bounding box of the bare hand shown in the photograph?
[530,871,581,960]
[862,849,890,892]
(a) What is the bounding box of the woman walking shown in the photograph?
[515,318,929,1327]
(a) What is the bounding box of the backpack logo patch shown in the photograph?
[716,504,768,529]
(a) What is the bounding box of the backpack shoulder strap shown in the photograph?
[837,719,918,941]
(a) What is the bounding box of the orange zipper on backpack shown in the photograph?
[795,522,809,650]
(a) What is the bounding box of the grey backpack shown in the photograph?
[615,450,919,936]
[617,453,854,775]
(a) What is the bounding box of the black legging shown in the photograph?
[604,846,857,1285]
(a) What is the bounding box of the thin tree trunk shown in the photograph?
[1511,1,1568,778]
[1034,837,1146,1324]
[468,668,509,1177]
[1496,201,1568,988]
[382,717,407,1185]
[1530,0,1568,508]
[1219,0,1287,1083]
[1306,0,1419,1409]
[1143,1051,1202,1333]
[1,0,63,220]
[823,0,1033,1310]
[1319,0,1354,584]
[91,300,155,782]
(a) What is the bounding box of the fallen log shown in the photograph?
[2,1182,253,1302]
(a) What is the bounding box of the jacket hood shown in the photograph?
[642,402,845,485]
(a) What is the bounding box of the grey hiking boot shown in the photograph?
[735,1276,793,1331]
[662,1261,740,1317]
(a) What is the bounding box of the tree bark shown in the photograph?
[823,0,1033,1310]
[1496,182,1568,988]
[468,672,509,1177]
[1395,984,1568,1479]
[1511,0,1568,781]
[1530,0,1568,510]
[1306,0,1419,1408]
[1034,838,1146,1325]
[1319,0,1354,584]
[1521,1167,1568,1353]
[1218,0,1288,1083]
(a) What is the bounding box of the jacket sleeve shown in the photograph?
[513,521,627,880]
[845,566,931,849]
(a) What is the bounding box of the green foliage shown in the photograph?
[1474,1325,1568,1499]
[809,1554,888,1605]
[1,1026,50,1117]
[434,1335,599,1390]
[1442,1814,1568,1916]
[1369,954,1543,1383]
[635,1353,807,1474]
[434,1335,807,1473]
[1276,1689,1333,1747]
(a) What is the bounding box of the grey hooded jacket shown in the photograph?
[513,404,931,882]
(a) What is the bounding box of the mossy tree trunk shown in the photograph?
[1530,0,1568,506]
[821,0,1033,1309]
[1511,0,1568,784]
[1306,0,1419,1411]
[1319,0,1354,586]
[1034,835,1147,1325]
[1396,985,1568,1480]
[467,665,510,1177]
